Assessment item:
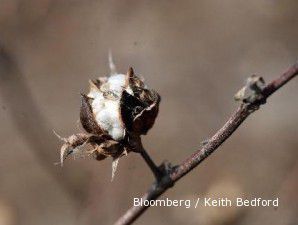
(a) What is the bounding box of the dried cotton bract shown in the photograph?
[57,67,160,179]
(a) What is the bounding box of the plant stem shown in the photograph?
[139,148,163,181]
[114,62,298,225]
[129,134,163,180]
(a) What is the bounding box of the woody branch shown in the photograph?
[114,62,298,225]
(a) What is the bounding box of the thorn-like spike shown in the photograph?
[111,157,120,181]
[88,79,97,87]
[80,92,87,98]
[127,67,134,77]
[53,130,67,142]
[88,79,100,95]
[60,144,73,167]
[108,50,117,75]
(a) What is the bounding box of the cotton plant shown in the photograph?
[56,57,161,180]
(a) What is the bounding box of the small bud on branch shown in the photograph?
[55,59,297,224]
[114,62,298,225]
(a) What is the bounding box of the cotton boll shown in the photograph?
[97,109,111,131]
[107,73,134,96]
[110,127,125,141]
[63,67,160,177]
[111,116,126,140]
[108,74,126,86]
[88,88,101,99]
[93,96,125,140]
[103,99,125,140]
[108,74,126,94]
[102,100,118,125]
[85,71,159,142]
[104,99,119,114]
[91,96,105,114]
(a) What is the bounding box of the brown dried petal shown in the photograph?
[120,89,160,135]
[59,133,91,165]
[92,139,125,160]
[80,94,103,135]
[88,133,113,144]
[120,90,147,132]
[133,91,160,134]
[93,152,107,161]
[139,88,159,105]
[89,80,100,93]
[90,79,102,89]
[126,67,145,93]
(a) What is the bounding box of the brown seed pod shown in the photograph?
[57,66,161,179]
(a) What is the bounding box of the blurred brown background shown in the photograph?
[0,0,297,225]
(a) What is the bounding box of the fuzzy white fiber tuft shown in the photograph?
[88,74,132,140]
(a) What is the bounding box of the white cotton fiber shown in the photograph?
[88,73,132,140]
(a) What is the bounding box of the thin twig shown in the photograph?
[114,62,298,225]
[129,135,163,180]
[139,148,163,181]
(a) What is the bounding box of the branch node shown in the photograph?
[235,74,266,104]
[200,138,210,146]
[114,63,298,225]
